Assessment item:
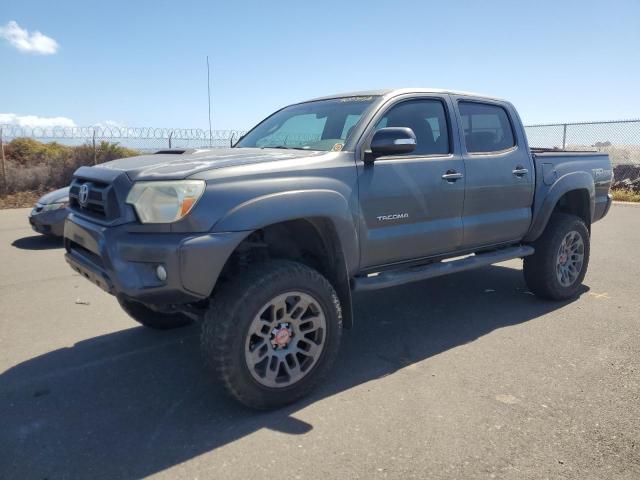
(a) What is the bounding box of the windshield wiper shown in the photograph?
[260,145,322,151]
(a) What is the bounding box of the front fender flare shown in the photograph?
[213,189,359,328]
[213,189,359,274]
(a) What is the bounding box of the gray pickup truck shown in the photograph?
[64,88,613,409]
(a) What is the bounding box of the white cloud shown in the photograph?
[0,21,59,55]
[0,113,76,128]
[92,120,124,129]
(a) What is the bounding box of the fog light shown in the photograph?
[156,265,167,282]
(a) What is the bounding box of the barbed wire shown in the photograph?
[0,125,247,141]
[524,118,640,127]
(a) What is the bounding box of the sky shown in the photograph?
[1,0,639,130]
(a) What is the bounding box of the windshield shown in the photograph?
[236,96,378,151]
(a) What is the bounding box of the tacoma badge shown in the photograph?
[376,213,409,222]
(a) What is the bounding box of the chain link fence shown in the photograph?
[525,119,640,190]
[1,120,639,195]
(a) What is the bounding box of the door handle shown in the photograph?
[442,170,464,182]
[513,166,529,177]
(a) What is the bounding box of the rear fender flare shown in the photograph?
[525,171,595,242]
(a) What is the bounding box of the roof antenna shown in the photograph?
[207,56,213,148]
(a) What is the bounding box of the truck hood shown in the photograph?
[38,186,70,205]
[98,147,326,181]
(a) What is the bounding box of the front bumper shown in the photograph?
[64,213,248,305]
[29,207,69,237]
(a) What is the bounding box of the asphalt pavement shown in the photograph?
[1,205,639,479]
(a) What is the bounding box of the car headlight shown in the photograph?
[126,180,205,224]
[41,200,69,212]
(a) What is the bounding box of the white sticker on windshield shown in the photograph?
[339,96,373,102]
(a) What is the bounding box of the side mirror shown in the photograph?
[366,127,416,162]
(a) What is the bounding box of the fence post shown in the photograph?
[92,129,97,165]
[168,130,173,149]
[0,127,6,196]
[562,123,567,150]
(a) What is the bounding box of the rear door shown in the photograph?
[356,95,465,268]
[451,98,534,248]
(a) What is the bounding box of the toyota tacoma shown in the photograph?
[63,89,613,409]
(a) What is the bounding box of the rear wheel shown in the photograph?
[201,260,342,409]
[523,213,590,300]
[118,297,192,330]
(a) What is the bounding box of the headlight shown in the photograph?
[126,180,205,224]
[41,200,69,212]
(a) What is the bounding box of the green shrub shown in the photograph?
[2,138,139,195]
[5,138,72,167]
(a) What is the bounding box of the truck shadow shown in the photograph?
[11,234,63,250]
[0,264,588,479]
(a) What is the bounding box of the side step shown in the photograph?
[352,245,534,292]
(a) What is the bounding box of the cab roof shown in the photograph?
[305,88,507,103]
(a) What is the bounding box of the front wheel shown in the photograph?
[523,213,590,300]
[201,260,342,409]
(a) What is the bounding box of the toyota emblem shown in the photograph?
[79,184,90,207]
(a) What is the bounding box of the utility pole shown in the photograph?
[92,129,97,165]
[207,56,213,147]
[0,127,7,196]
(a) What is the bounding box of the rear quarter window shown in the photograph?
[459,102,515,153]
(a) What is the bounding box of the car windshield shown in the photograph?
[236,96,378,151]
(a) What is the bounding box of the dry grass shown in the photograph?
[0,191,42,209]
[611,188,640,202]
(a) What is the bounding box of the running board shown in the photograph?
[352,245,535,292]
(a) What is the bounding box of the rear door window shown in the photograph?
[459,102,515,153]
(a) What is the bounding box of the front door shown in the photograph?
[357,96,465,268]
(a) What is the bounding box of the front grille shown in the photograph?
[69,178,121,221]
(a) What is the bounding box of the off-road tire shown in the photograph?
[523,213,590,300]
[201,260,343,410]
[118,297,193,329]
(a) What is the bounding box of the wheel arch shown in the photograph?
[214,215,356,328]
[213,189,358,270]
[525,172,595,242]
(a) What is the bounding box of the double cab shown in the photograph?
[64,89,613,408]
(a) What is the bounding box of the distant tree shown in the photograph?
[593,141,612,150]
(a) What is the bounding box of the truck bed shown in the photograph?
[526,148,612,242]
